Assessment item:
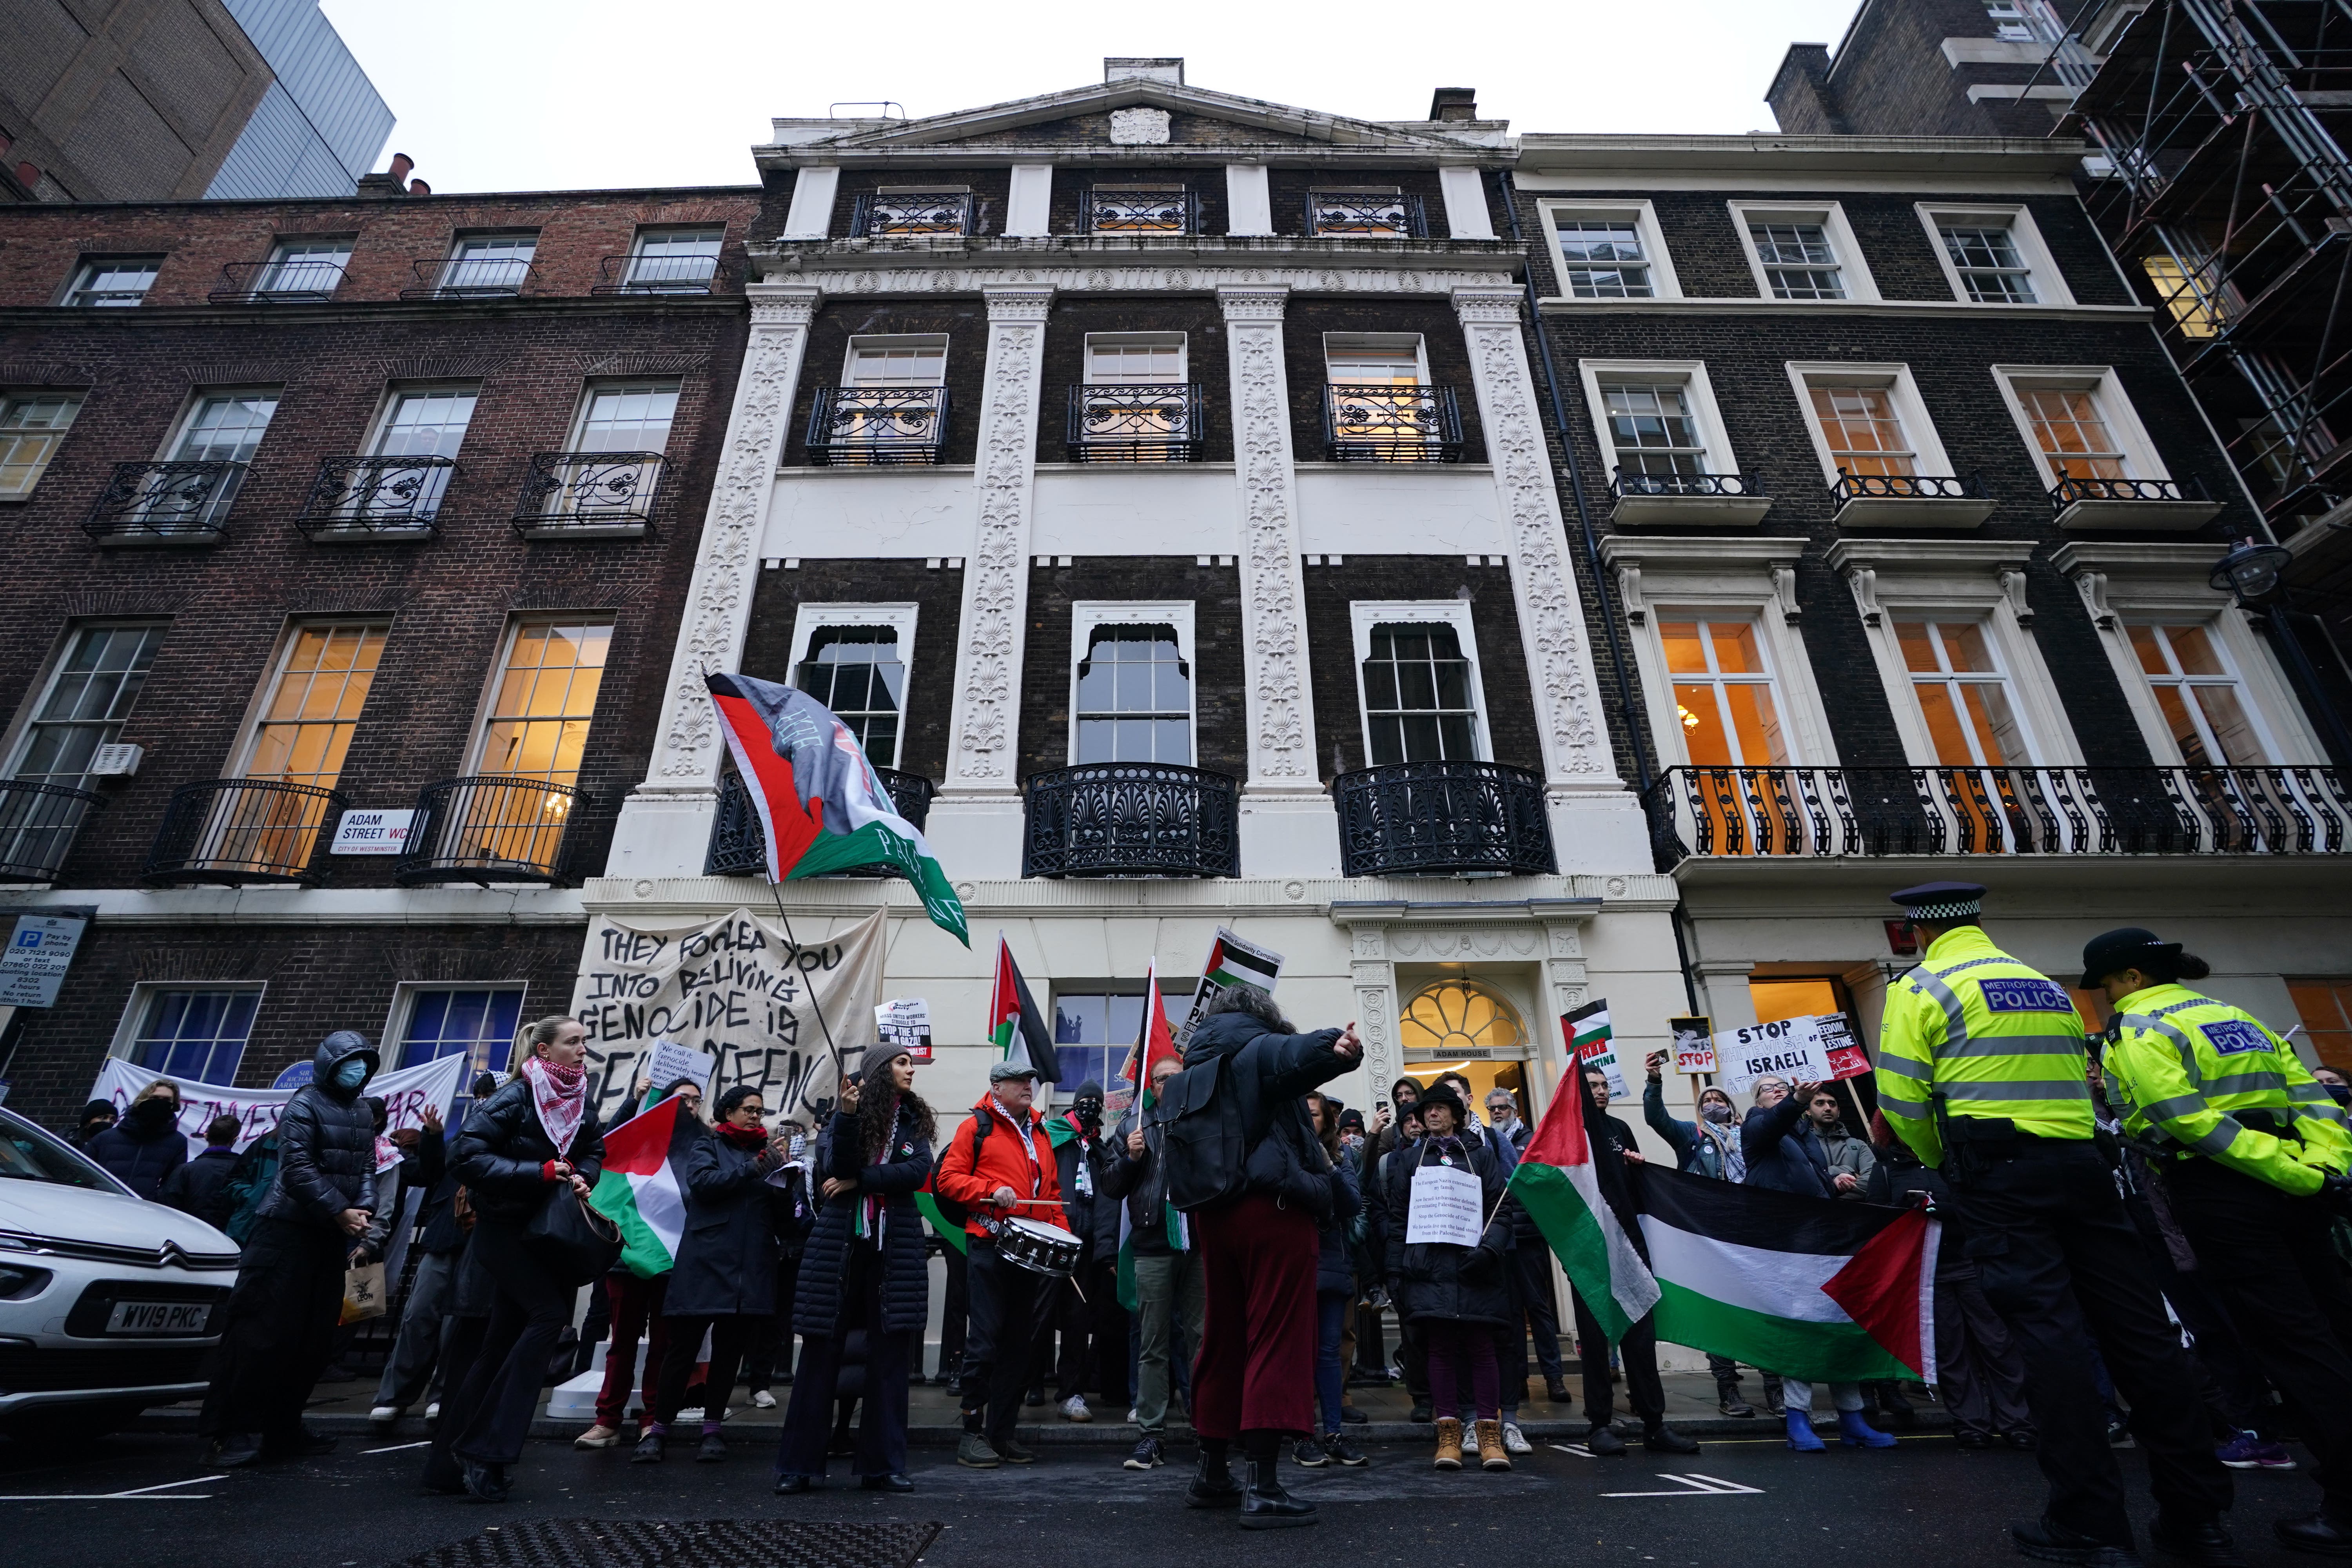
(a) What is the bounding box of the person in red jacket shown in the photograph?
[933,1061,1065,1468]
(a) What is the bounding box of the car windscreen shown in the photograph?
[0,1107,117,1189]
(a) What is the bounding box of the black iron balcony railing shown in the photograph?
[1333,760,1556,878]
[143,779,347,886]
[400,256,538,300]
[850,191,973,238]
[210,259,348,303]
[1306,191,1428,238]
[590,253,721,295]
[292,455,457,537]
[83,461,247,542]
[806,386,950,466]
[1082,187,1196,234]
[511,452,667,534]
[706,765,936,877]
[1324,384,1463,463]
[1829,472,1985,505]
[1611,469,1760,499]
[1066,384,1205,462]
[396,776,589,886]
[1641,764,2352,867]
[2047,475,2203,509]
[0,780,104,884]
[1023,762,1239,878]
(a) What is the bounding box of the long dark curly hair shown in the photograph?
[857,1051,936,1163]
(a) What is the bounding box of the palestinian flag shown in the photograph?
[1564,996,1628,1097]
[1203,931,1280,994]
[1507,1067,1661,1341]
[990,936,1062,1085]
[587,1093,701,1279]
[1639,1165,1939,1383]
[1115,965,1187,1311]
[705,671,967,945]
[914,1181,966,1256]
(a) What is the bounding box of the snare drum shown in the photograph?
[997,1216,1083,1277]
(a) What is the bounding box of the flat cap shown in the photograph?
[1889,881,1987,921]
[988,1060,1040,1083]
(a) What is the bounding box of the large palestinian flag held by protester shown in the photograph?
[587,1093,701,1279]
[704,672,967,944]
[1506,1066,1661,1341]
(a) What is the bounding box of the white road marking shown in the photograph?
[1547,1443,1596,1458]
[1601,1471,1767,1498]
[0,1475,216,1501]
[363,1440,432,1454]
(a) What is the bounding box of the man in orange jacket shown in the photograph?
[935,1060,1066,1468]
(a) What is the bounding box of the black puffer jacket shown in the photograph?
[793,1103,933,1338]
[452,1071,606,1225]
[664,1129,782,1318]
[1048,1117,1120,1261]
[1383,1134,1513,1327]
[1181,1009,1351,1211]
[87,1099,188,1201]
[255,1031,382,1231]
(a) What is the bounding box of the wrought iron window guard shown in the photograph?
[399,256,539,300]
[1641,764,2352,867]
[1306,192,1428,238]
[210,259,348,303]
[0,780,104,884]
[1828,472,1984,504]
[590,253,723,295]
[1022,762,1240,878]
[806,386,950,466]
[1333,760,1555,878]
[396,776,590,886]
[1082,188,1196,234]
[2047,475,2200,508]
[512,452,667,534]
[850,191,973,238]
[83,461,248,542]
[706,766,935,877]
[1611,470,1759,499]
[292,455,457,537]
[1323,384,1463,463]
[1065,384,1205,462]
[143,778,347,886]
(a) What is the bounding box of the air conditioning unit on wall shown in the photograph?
[87,743,143,777]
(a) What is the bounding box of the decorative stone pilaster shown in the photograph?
[1220,285,1320,796]
[1452,286,1616,788]
[1347,922,1401,1103]
[606,285,817,878]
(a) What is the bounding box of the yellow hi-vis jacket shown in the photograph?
[2099,983,2351,1196]
[1876,925,2094,1170]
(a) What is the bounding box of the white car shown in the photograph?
[0,1105,240,1440]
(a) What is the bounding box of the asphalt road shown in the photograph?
[0,1426,2331,1568]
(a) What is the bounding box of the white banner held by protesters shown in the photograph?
[89,1053,464,1160]
[571,906,886,1129]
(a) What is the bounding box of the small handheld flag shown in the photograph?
[990,935,1062,1085]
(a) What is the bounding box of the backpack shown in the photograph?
[926,1110,992,1229]
[1153,1054,1250,1213]
[220,1136,279,1245]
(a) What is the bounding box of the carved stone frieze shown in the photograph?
[806,264,1517,297]
[1220,285,1318,791]
[1109,106,1172,144]
[1387,926,1542,960]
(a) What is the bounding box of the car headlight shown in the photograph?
[0,1262,52,1299]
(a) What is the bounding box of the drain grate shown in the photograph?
[392,1519,940,1568]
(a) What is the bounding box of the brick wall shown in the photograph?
[1267,167,1453,238]
[830,166,1013,239]
[1283,297,1488,463]
[1032,294,1231,462]
[1046,167,1229,240]
[739,559,968,781]
[780,298,986,467]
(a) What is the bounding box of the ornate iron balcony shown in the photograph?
[210,259,348,303]
[2049,475,2194,506]
[1641,764,2352,867]
[806,386,950,466]
[1023,762,1240,878]
[1323,384,1463,463]
[512,452,667,536]
[850,191,973,237]
[1333,761,1556,878]
[0,780,104,884]
[1612,470,1759,498]
[400,256,539,300]
[292,456,457,538]
[1829,472,1984,503]
[1082,187,1196,234]
[1066,384,1205,462]
[143,779,347,886]
[591,253,721,295]
[396,776,590,886]
[83,462,247,543]
[1306,191,1428,238]
[706,765,936,877]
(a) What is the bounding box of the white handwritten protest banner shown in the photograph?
[571,906,885,1128]
[90,1053,463,1159]
[1405,1161,1486,1248]
[1716,1015,1847,1097]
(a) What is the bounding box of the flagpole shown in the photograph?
[765,877,847,1103]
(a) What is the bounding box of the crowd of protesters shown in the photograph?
[56,959,2352,1543]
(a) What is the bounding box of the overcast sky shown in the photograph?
[320,0,1864,193]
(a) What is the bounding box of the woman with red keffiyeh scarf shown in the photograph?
[439,1016,605,1503]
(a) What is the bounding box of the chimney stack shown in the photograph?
[1428,88,1477,122]
[409,178,430,195]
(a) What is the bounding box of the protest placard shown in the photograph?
[1563,998,1629,1098]
[1405,1161,1486,1248]
[1670,1014,1717,1076]
[643,1038,718,1101]
[1716,1015,1846,1096]
[875,998,933,1063]
[1173,927,1284,1045]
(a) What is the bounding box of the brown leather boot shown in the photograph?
[1433,1417,1464,1470]
[1475,1418,1511,1471]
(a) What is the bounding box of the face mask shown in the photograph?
[1074,1099,1102,1129]
[1701,1102,1734,1123]
[130,1098,177,1128]
[332,1058,370,1091]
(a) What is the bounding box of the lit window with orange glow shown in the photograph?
[480,621,611,786]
